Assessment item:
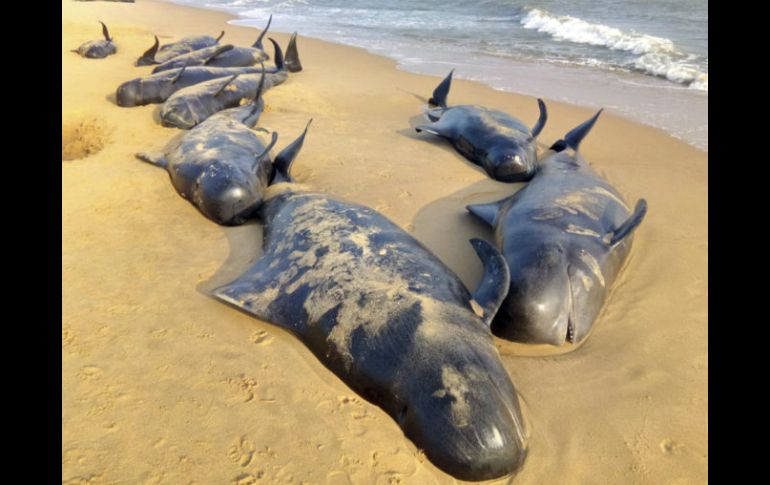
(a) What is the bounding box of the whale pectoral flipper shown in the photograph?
[469,238,511,326]
[531,98,547,138]
[606,199,648,246]
[466,195,512,228]
[135,151,167,168]
[203,44,235,65]
[170,63,189,84]
[213,74,240,96]
[252,132,279,171]
[212,257,281,327]
[415,119,453,137]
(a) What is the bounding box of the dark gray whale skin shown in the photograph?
[72,21,116,59]
[213,178,528,481]
[203,46,268,68]
[117,39,288,107]
[206,15,272,68]
[415,69,547,183]
[159,57,287,129]
[467,110,648,347]
[137,15,272,67]
[135,74,303,226]
[135,32,225,66]
[150,44,236,74]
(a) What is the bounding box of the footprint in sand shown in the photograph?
[223,374,259,403]
[250,329,273,345]
[227,435,256,467]
[77,366,102,381]
[232,472,264,485]
[371,448,418,479]
[61,116,113,161]
[326,470,353,485]
[63,473,105,485]
[660,439,685,455]
[62,326,77,347]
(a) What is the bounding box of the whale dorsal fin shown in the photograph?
[136,35,159,65]
[531,98,547,138]
[551,109,603,152]
[605,199,647,246]
[253,14,272,50]
[285,32,302,72]
[213,74,240,96]
[469,238,511,327]
[252,132,279,171]
[99,21,111,42]
[428,69,454,108]
[272,119,312,184]
[268,38,284,71]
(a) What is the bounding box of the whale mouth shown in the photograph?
[566,315,575,344]
[565,263,576,344]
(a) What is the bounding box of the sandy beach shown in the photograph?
[62,0,708,483]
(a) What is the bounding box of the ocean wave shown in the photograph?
[631,53,707,91]
[519,7,707,91]
[519,7,675,54]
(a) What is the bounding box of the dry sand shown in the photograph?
[62,0,708,483]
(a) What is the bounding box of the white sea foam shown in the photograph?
[632,52,708,91]
[519,7,707,91]
[520,8,674,54]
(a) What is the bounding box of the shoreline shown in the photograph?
[63,0,708,483]
[169,0,708,152]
